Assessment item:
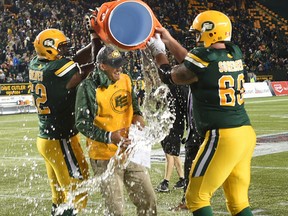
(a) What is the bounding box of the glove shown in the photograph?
[147,33,166,57]
[84,9,98,33]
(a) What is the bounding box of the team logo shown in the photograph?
[110,89,132,113]
[110,50,121,59]
[202,21,214,31]
[274,84,283,93]
[43,38,55,48]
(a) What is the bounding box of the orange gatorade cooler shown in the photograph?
[91,0,162,51]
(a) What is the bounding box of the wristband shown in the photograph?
[158,64,174,85]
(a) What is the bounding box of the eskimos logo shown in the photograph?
[43,38,55,47]
[110,89,132,113]
[202,21,214,31]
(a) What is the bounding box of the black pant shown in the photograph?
[181,133,204,203]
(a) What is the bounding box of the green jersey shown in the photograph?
[29,56,79,139]
[184,43,250,136]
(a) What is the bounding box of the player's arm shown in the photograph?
[66,33,103,89]
[73,33,102,64]
[154,53,198,85]
[155,27,188,63]
[147,32,198,85]
[65,62,94,89]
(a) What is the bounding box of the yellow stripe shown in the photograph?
[186,53,209,68]
[54,61,75,76]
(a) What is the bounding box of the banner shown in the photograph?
[269,81,288,96]
[243,82,273,98]
[0,94,36,115]
[0,83,31,95]
[0,94,33,104]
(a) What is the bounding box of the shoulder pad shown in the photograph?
[42,58,76,77]
[185,48,209,69]
[190,47,219,62]
[225,42,243,60]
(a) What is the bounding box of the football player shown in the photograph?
[148,10,256,216]
[29,28,102,216]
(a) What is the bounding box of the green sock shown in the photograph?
[235,207,253,216]
[51,203,58,216]
[61,208,76,216]
[193,206,213,216]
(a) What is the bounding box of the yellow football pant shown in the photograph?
[186,125,256,215]
[37,135,89,211]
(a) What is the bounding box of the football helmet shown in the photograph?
[34,29,70,60]
[190,10,232,47]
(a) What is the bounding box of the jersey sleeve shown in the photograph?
[184,52,209,69]
[75,79,111,143]
[184,47,225,74]
[51,58,79,79]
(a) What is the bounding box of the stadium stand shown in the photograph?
[0,0,287,86]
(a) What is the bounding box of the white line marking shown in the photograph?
[245,98,288,104]
[0,194,50,200]
[252,166,288,170]
[0,156,42,161]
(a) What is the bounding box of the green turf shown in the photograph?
[0,95,287,215]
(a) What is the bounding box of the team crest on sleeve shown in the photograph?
[110,89,132,113]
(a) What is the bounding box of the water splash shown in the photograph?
[141,48,175,136]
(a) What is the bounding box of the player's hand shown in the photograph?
[147,33,166,57]
[154,27,174,45]
[84,10,97,33]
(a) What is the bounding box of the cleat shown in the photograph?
[173,178,185,189]
[155,180,169,192]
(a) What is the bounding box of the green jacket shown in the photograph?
[75,69,141,144]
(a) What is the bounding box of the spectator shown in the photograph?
[0,0,287,84]
[0,68,5,83]
[15,72,23,82]
[135,76,146,106]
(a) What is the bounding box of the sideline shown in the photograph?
[151,141,288,162]
[1,141,288,162]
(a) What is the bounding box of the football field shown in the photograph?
[0,96,287,216]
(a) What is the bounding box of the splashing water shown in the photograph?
[140,48,175,139]
[56,48,175,214]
